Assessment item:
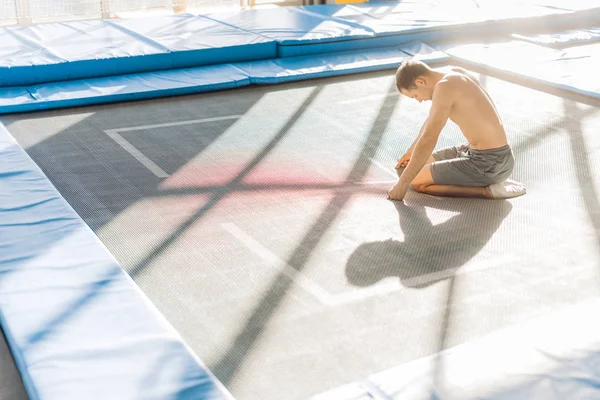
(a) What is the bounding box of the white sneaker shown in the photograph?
[489,179,526,199]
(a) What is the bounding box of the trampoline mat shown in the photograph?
[0,327,28,400]
[2,69,600,400]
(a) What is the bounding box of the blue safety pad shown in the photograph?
[111,14,276,69]
[282,1,600,57]
[512,27,600,48]
[400,41,449,65]
[236,41,448,85]
[235,46,410,85]
[289,4,424,53]
[205,7,374,57]
[304,2,479,35]
[349,0,599,32]
[19,64,249,113]
[0,42,450,114]
[446,40,600,99]
[0,42,446,114]
[0,20,171,87]
[0,122,233,399]
[0,87,35,114]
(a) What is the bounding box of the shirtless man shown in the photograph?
[387,60,526,201]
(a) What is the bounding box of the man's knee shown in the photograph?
[410,167,435,192]
[410,180,430,193]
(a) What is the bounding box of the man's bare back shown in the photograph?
[387,60,526,201]
[443,67,508,150]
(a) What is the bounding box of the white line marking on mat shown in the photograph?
[329,281,402,305]
[370,158,399,179]
[337,93,397,105]
[104,115,242,177]
[111,115,243,133]
[402,254,516,287]
[222,223,406,306]
[223,225,514,306]
[354,180,398,185]
[105,130,170,178]
[222,223,333,305]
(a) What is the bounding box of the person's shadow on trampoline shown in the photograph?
[345,196,513,289]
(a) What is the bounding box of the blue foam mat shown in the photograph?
[0,20,172,87]
[110,14,276,68]
[446,40,600,99]
[205,7,373,45]
[264,1,600,57]
[0,88,35,113]
[0,122,234,399]
[237,41,448,84]
[236,47,410,85]
[29,63,251,111]
[512,27,600,48]
[1,2,599,86]
[0,16,275,88]
[0,42,448,114]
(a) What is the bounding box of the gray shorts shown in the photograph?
[430,144,514,186]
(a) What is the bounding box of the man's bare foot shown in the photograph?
[487,179,526,199]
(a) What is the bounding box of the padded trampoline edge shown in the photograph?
[0,47,448,115]
[447,53,600,100]
[0,121,234,399]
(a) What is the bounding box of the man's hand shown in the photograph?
[395,151,411,169]
[388,181,409,201]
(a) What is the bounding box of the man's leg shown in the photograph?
[410,164,493,199]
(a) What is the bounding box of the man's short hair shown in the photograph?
[395,60,432,91]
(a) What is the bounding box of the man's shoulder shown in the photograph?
[441,72,468,85]
[436,73,473,97]
[434,74,461,96]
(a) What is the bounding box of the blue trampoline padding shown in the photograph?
[400,41,449,65]
[110,14,276,69]
[0,122,234,400]
[205,7,373,51]
[0,88,35,113]
[349,1,600,34]
[302,2,473,36]
[235,46,410,85]
[10,64,250,113]
[236,41,448,85]
[0,42,446,114]
[512,27,600,48]
[276,2,600,57]
[0,20,172,88]
[446,40,600,99]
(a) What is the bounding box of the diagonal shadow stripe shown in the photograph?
[563,100,600,254]
[510,106,599,155]
[23,267,121,351]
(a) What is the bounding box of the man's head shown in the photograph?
[395,60,436,102]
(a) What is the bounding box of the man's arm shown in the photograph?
[408,117,428,153]
[388,80,455,199]
[396,118,428,168]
